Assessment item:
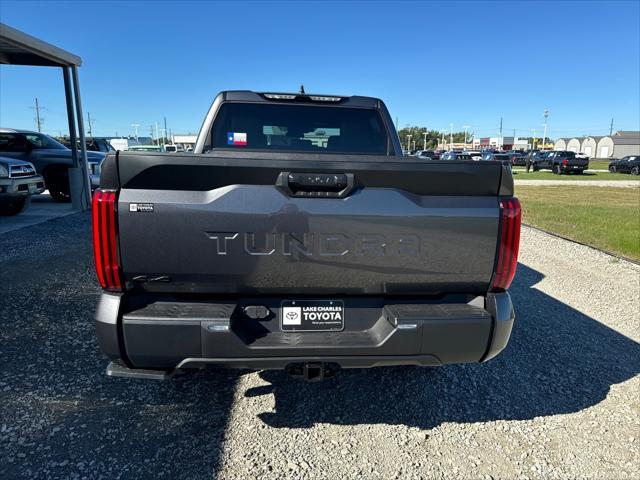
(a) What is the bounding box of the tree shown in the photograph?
[397,126,470,151]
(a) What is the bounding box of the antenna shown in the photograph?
[299,84,305,95]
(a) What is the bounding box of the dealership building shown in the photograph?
[554,131,640,158]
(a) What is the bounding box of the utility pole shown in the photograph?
[155,122,160,145]
[609,117,614,136]
[406,135,412,153]
[86,112,94,137]
[164,116,168,145]
[31,98,43,132]
[449,123,453,150]
[532,129,537,149]
[462,125,470,149]
[423,131,427,150]
[440,130,445,149]
[131,123,140,142]
[499,117,503,150]
[541,108,549,150]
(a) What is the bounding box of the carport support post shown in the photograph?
[71,66,92,208]
[62,66,84,210]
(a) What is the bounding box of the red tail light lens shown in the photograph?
[92,190,123,291]
[563,159,568,166]
[491,198,521,291]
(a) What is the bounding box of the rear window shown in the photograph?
[211,102,388,154]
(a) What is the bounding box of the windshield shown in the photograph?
[24,133,67,150]
[211,102,388,155]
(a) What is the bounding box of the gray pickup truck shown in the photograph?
[93,91,521,381]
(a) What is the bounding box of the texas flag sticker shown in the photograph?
[227,132,247,146]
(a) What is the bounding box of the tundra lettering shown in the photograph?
[205,232,421,257]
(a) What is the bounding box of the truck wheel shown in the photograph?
[0,196,31,216]
[532,165,539,172]
[45,168,71,203]
[553,165,562,175]
[632,166,639,176]
[609,166,616,173]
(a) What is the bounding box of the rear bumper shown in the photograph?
[95,292,515,374]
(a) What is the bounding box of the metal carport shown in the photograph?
[0,23,92,210]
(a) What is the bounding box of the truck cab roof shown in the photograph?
[220,90,382,108]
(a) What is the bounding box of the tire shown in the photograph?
[632,166,639,176]
[532,165,539,172]
[45,168,71,203]
[553,164,562,175]
[0,195,31,216]
[609,166,616,173]
[575,169,584,175]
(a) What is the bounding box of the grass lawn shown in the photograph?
[516,185,640,260]
[588,159,613,170]
[512,170,639,181]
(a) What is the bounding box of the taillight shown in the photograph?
[491,198,521,291]
[563,159,568,166]
[92,190,123,291]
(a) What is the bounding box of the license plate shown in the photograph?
[28,183,38,194]
[281,300,344,332]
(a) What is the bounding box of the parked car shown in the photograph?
[127,144,164,152]
[532,150,589,174]
[0,156,45,215]
[609,155,640,175]
[163,144,184,153]
[0,129,104,201]
[507,151,527,166]
[414,149,436,159]
[87,137,116,153]
[481,152,511,165]
[440,151,472,160]
[93,89,521,382]
[467,150,482,161]
[61,136,116,153]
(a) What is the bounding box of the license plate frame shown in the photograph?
[281,300,345,332]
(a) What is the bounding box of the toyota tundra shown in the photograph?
[93,90,521,381]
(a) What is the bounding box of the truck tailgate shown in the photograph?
[111,153,507,295]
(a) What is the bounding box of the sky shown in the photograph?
[1,0,639,140]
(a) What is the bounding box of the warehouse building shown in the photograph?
[555,131,640,158]
[566,137,584,152]
[610,131,640,158]
[581,136,602,157]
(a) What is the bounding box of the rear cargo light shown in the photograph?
[491,198,521,291]
[92,190,123,291]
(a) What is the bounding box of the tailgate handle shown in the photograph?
[277,172,354,198]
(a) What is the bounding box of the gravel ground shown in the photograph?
[514,179,640,187]
[1,213,638,479]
